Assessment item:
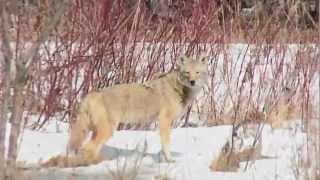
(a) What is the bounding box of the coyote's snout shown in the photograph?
[42,55,208,167]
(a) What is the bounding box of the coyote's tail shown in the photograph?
[41,154,102,168]
[42,98,102,168]
[68,99,91,153]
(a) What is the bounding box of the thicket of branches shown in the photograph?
[0,0,319,179]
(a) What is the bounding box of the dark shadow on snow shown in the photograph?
[100,145,181,163]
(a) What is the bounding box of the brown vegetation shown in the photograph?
[210,141,269,172]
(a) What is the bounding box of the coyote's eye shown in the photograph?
[196,72,200,74]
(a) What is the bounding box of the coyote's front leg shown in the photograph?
[159,110,176,162]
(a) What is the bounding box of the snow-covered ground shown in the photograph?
[15,119,311,180]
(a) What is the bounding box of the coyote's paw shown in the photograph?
[161,151,176,163]
[165,157,176,163]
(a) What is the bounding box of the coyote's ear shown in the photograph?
[199,55,208,64]
[178,54,188,66]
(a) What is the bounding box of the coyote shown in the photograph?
[42,55,208,167]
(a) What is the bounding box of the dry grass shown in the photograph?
[0,164,38,180]
[210,149,240,172]
[210,141,266,172]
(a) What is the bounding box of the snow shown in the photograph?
[14,119,311,180]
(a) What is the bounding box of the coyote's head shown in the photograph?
[176,55,208,88]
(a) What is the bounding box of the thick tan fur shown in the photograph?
[42,55,208,167]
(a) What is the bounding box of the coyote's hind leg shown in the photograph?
[80,118,114,165]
